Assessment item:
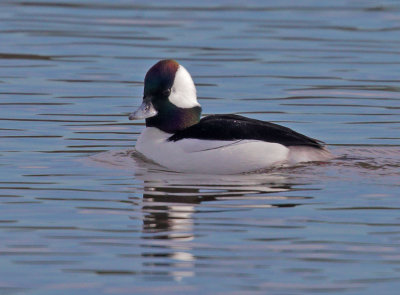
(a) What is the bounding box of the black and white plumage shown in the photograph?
[129,59,332,174]
[168,114,323,148]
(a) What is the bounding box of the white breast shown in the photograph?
[135,127,291,174]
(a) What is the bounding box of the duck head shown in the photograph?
[129,59,202,133]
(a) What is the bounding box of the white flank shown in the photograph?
[135,127,290,174]
[168,65,200,108]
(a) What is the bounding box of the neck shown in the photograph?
[146,104,202,133]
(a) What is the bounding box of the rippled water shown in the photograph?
[1,0,400,294]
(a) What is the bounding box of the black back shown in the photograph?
[168,114,324,148]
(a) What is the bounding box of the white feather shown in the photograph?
[135,127,290,174]
[168,65,200,108]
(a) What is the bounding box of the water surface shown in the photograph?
[1,0,400,294]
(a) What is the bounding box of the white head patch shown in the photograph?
[168,65,200,108]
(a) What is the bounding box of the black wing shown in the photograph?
[168,114,324,149]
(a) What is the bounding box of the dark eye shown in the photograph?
[162,88,171,96]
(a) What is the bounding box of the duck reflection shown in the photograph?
[141,186,201,240]
[134,169,296,281]
[137,169,293,237]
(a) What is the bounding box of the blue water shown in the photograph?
[0,0,400,294]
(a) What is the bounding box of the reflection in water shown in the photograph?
[138,169,294,237]
[133,167,300,282]
[140,182,199,281]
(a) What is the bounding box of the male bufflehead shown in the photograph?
[129,59,332,174]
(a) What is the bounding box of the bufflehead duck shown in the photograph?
[129,59,332,174]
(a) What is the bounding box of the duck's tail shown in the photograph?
[287,146,334,164]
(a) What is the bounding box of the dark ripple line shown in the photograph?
[34,40,400,54]
[291,85,400,92]
[241,96,400,101]
[345,121,400,124]
[0,225,77,230]
[7,17,183,28]
[330,144,400,147]
[0,92,50,95]
[44,234,138,240]
[0,135,62,138]
[4,29,167,41]
[0,194,23,197]
[0,181,58,184]
[0,64,56,68]
[296,257,357,263]
[48,79,142,84]
[63,122,143,127]
[281,103,391,108]
[22,173,87,177]
[66,138,134,141]
[254,23,400,33]
[320,206,400,210]
[0,103,72,106]
[0,118,116,123]
[36,197,134,203]
[261,61,400,65]
[0,251,90,256]
[0,186,128,193]
[12,2,400,12]
[268,36,400,46]
[57,95,132,99]
[39,113,126,117]
[195,74,342,80]
[0,128,24,131]
[74,131,136,135]
[341,277,400,284]
[299,219,400,227]
[66,145,132,148]
[39,149,108,153]
[76,206,133,211]
[0,53,51,60]
[116,56,260,62]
